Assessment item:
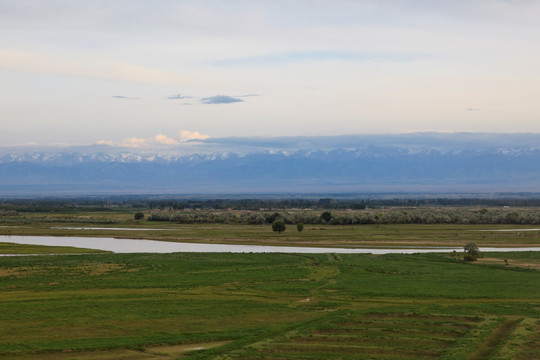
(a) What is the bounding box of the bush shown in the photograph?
[464,254,478,262]
[297,223,304,232]
[134,212,144,220]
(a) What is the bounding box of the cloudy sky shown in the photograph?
[1,0,540,147]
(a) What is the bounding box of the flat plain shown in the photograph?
[2,209,540,248]
[0,208,539,359]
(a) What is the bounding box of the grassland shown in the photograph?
[2,209,540,248]
[1,250,539,359]
[0,242,108,255]
[1,208,539,359]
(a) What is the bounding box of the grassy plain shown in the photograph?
[1,250,539,359]
[0,242,108,255]
[2,209,540,248]
[1,209,539,359]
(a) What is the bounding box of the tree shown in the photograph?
[320,211,332,222]
[272,219,286,233]
[266,212,282,224]
[463,242,480,261]
[134,212,144,220]
[296,223,304,232]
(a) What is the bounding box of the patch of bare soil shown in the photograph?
[477,257,540,270]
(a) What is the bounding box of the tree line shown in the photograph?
[147,208,540,225]
[4,196,540,212]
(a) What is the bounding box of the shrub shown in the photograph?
[464,254,478,262]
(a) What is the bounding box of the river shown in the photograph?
[2,235,540,254]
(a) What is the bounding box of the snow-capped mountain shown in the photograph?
[1,133,540,195]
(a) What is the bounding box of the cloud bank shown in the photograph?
[95,130,210,148]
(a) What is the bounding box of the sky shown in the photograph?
[1,0,540,148]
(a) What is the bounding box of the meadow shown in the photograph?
[1,248,539,359]
[0,206,539,359]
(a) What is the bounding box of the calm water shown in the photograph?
[51,227,176,231]
[2,235,540,254]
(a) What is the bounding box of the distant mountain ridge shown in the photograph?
[1,133,540,195]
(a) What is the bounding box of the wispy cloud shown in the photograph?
[170,93,252,105]
[213,51,419,67]
[167,93,192,100]
[111,95,139,100]
[200,95,243,104]
[0,49,204,86]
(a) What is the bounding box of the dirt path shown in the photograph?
[467,317,522,360]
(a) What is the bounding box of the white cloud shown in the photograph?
[155,134,178,145]
[96,132,207,148]
[120,137,148,148]
[180,130,210,142]
[96,137,154,148]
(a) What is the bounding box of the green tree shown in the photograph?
[134,212,144,220]
[296,223,304,232]
[265,212,282,224]
[463,242,480,261]
[272,219,286,233]
[320,211,332,222]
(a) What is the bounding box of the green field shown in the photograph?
[1,249,539,359]
[0,242,108,255]
[1,208,539,359]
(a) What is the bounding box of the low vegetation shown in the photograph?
[4,198,540,226]
[464,242,481,261]
[0,242,107,255]
[0,199,539,358]
[1,217,540,248]
[0,250,538,359]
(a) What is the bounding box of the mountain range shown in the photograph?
[1,133,540,195]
